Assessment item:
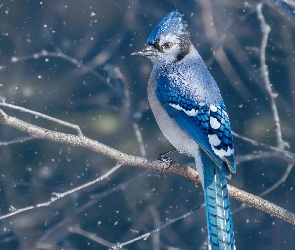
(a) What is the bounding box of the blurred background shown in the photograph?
[0,0,295,249]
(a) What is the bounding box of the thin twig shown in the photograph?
[281,25,295,137]
[132,121,146,157]
[235,151,295,164]
[111,205,202,249]
[113,66,131,112]
[232,131,290,153]
[0,164,121,220]
[36,170,151,248]
[111,67,147,157]
[148,206,161,250]
[233,131,295,162]
[0,136,35,146]
[11,49,113,90]
[257,3,284,150]
[0,99,83,136]
[232,164,294,215]
[68,226,115,248]
[260,164,294,197]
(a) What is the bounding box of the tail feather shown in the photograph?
[200,151,235,250]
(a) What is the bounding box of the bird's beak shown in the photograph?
[131,46,157,57]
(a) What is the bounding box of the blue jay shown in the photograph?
[132,11,236,249]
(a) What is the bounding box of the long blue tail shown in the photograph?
[200,151,235,249]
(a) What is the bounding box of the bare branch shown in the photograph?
[11,49,113,90]
[260,164,294,197]
[68,226,115,248]
[148,206,161,250]
[132,120,146,157]
[0,108,294,225]
[235,151,295,165]
[257,3,285,150]
[35,170,151,248]
[232,164,294,218]
[0,163,121,220]
[233,131,295,163]
[0,99,83,136]
[233,131,292,153]
[0,136,35,146]
[113,66,131,111]
[111,205,202,249]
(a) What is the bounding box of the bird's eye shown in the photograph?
[162,42,173,49]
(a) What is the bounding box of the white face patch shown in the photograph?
[169,103,198,116]
[157,34,181,64]
[208,134,221,146]
[210,116,221,129]
[159,34,179,47]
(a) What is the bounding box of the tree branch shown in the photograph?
[257,3,285,150]
[0,108,198,183]
[68,226,115,249]
[111,205,201,249]
[0,164,122,220]
[0,136,35,146]
[0,108,295,225]
[0,98,83,136]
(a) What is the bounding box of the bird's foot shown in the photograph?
[155,149,176,175]
[157,154,173,168]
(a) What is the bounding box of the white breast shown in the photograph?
[147,78,197,156]
[147,74,205,185]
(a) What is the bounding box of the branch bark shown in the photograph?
[0,108,295,225]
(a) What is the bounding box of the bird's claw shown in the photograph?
[155,153,173,175]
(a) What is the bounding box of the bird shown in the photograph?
[132,11,236,249]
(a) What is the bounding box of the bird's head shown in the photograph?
[132,11,191,65]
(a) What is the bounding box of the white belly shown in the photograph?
[147,77,198,155]
[147,77,204,185]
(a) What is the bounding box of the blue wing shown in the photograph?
[156,72,236,175]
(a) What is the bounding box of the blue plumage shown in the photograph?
[147,11,189,47]
[201,150,234,249]
[132,10,236,249]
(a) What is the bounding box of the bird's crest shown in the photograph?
[147,11,189,46]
